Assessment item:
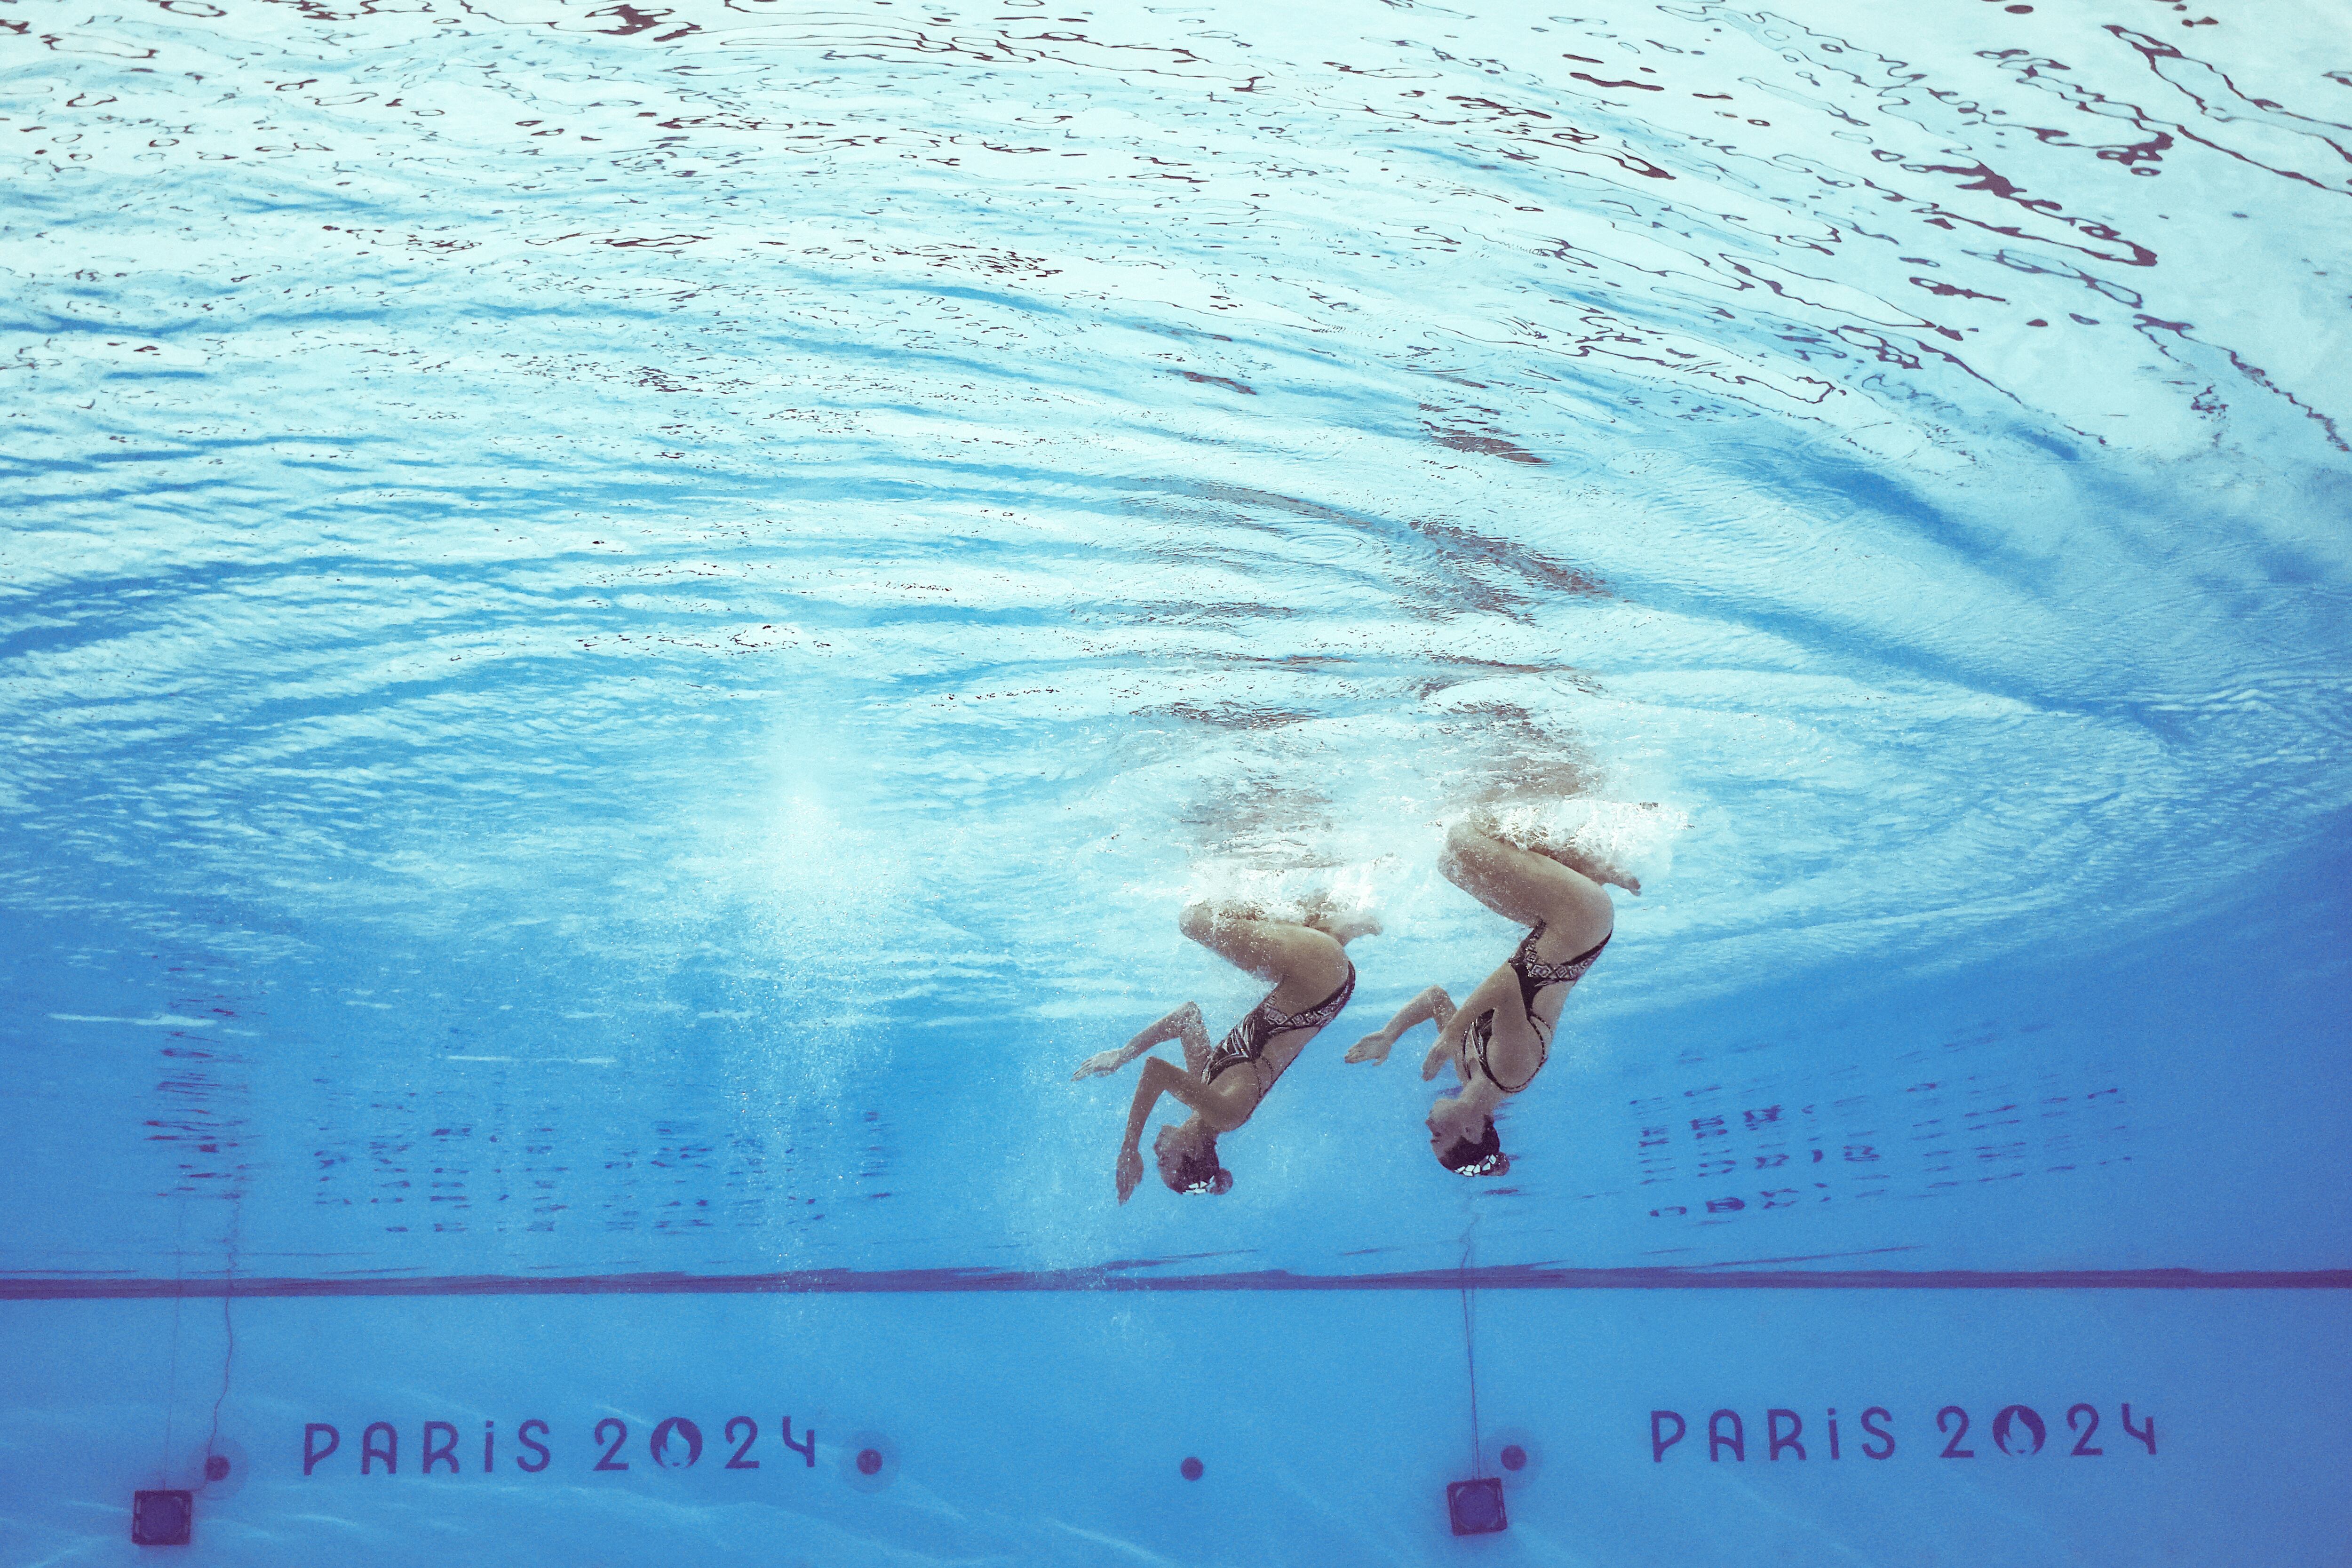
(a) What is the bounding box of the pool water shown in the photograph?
[3,0,2348,1561]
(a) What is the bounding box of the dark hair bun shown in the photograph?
[1438,1119,1510,1178]
[1162,1144,1234,1195]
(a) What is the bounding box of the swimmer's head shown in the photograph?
[1427,1091,1503,1172]
[1433,1115,1510,1178]
[1155,1122,1232,1196]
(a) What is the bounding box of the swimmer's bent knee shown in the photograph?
[1445,818,1496,857]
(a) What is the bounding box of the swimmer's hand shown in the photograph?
[1344,1031,1394,1065]
[1071,1049,1128,1081]
[1115,1144,1144,1204]
[1422,1036,1454,1082]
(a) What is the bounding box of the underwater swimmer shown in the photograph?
[1073,897,1379,1203]
[1346,813,1636,1177]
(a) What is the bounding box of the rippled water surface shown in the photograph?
[5,0,2349,1286]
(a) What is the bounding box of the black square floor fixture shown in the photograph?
[1446,1476,1508,1536]
[131,1489,192,1546]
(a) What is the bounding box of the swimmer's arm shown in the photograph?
[1123,1058,1224,1145]
[1423,967,1511,1082]
[1115,1057,1228,1203]
[1073,1001,1206,1080]
[1345,986,1456,1064]
[1446,1068,1507,1122]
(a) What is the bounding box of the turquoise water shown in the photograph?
[3,0,2348,1560]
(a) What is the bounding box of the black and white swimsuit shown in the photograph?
[1200,962,1357,1097]
[1463,922,1607,1094]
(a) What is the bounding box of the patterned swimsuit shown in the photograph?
[1200,962,1358,1098]
[1463,923,1607,1093]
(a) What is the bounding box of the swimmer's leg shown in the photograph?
[1441,821,1615,952]
[1295,888,1384,947]
[1478,804,1642,894]
[1178,901,1352,1015]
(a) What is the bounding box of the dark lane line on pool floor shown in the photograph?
[4,1265,2348,1299]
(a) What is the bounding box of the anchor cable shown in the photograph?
[1459,1230,1482,1475]
[199,1196,241,1489]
